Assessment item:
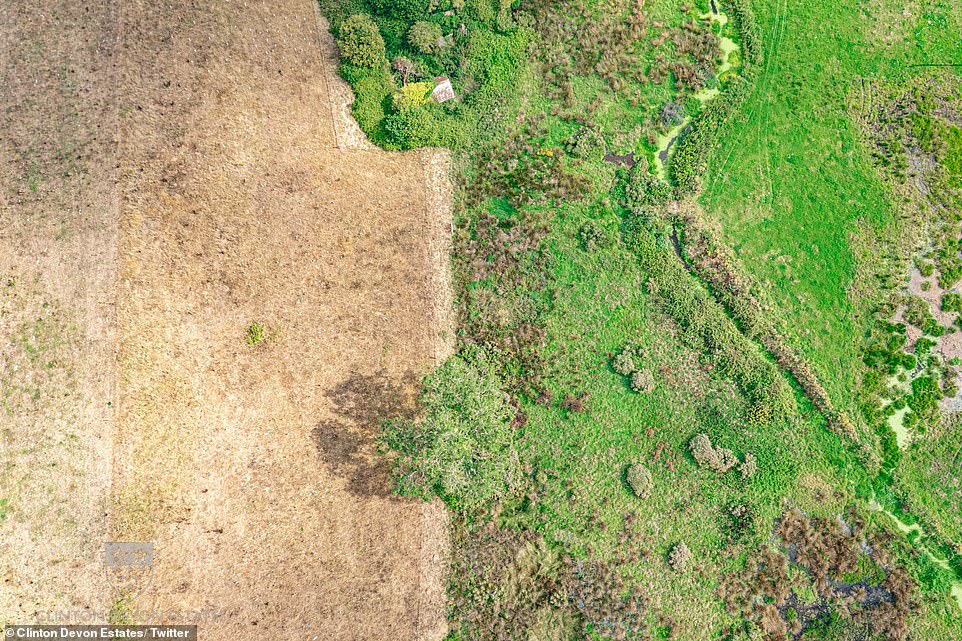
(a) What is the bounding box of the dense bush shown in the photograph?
[380,347,523,513]
[626,464,653,498]
[384,105,439,147]
[369,0,430,21]
[625,163,672,210]
[565,125,607,161]
[408,20,443,54]
[336,14,386,69]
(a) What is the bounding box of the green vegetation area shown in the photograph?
[320,0,962,637]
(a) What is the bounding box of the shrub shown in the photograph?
[245,322,267,346]
[468,116,590,208]
[380,347,523,513]
[626,464,653,498]
[668,541,691,571]
[943,292,962,313]
[392,81,433,110]
[738,452,757,480]
[689,433,737,473]
[612,351,635,376]
[391,56,417,85]
[408,20,443,54]
[384,106,439,148]
[612,344,644,376]
[660,101,686,128]
[625,163,672,210]
[630,369,655,393]
[903,295,931,329]
[336,14,386,69]
[369,0,430,21]
[726,502,758,539]
[689,433,717,468]
[578,219,611,252]
[714,447,738,473]
[565,125,607,161]
[668,0,762,194]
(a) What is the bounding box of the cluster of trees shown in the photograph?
[331,0,532,149]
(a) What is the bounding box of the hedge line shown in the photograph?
[624,220,795,418]
[674,207,859,441]
[668,0,762,195]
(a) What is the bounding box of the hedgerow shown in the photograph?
[623,223,794,416]
[668,0,762,194]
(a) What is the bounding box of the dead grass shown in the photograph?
[1,1,452,638]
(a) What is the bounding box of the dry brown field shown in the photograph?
[0,2,452,639]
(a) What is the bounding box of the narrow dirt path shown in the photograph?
[1,1,452,639]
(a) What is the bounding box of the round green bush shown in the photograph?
[408,21,443,54]
[336,14,386,69]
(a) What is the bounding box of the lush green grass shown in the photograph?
[700,0,962,419]
[324,0,962,636]
[502,197,873,636]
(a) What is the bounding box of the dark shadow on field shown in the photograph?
[312,371,419,497]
